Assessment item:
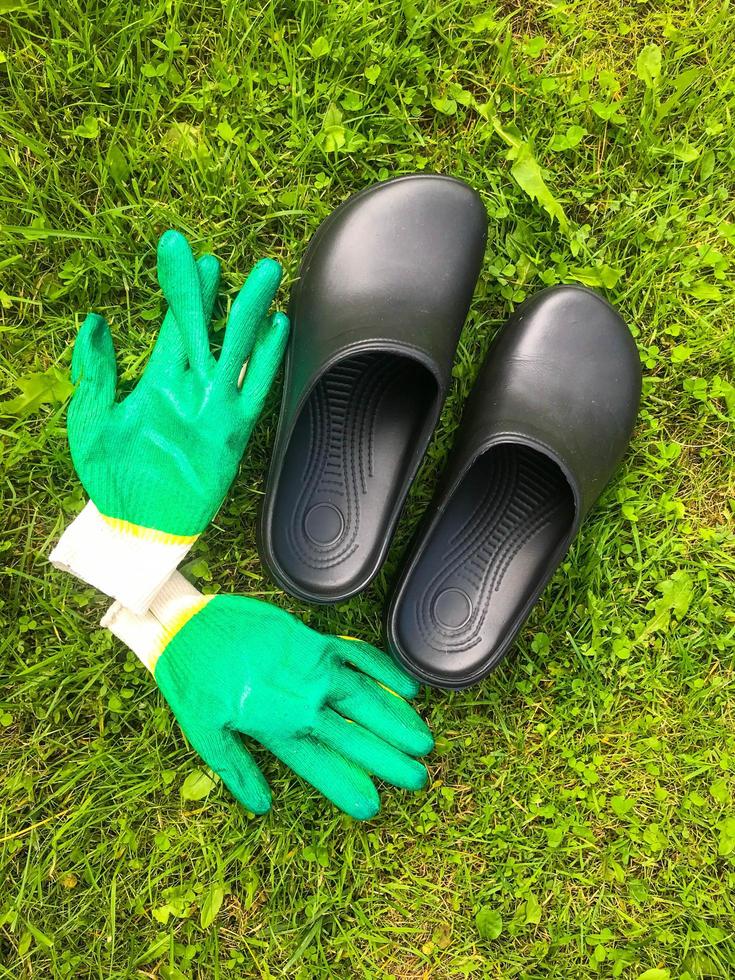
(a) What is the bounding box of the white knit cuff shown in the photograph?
[101,601,166,672]
[50,501,198,614]
[101,571,210,672]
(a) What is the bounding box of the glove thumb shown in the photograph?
[69,313,117,425]
[185,724,272,815]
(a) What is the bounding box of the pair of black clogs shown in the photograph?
[257,175,642,690]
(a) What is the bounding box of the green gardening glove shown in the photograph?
[50,231,289,613]
[102,572,433,819]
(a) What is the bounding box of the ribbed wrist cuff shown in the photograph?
[49,501,198,614]
[101,571,210,672]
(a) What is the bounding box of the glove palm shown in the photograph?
[104,574,433,819]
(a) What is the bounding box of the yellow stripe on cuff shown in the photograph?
[99,513,199,546]
[148,596,213,672]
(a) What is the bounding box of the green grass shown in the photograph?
[1,0,735,977]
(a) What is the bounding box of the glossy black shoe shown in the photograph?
[387,286,642,688]
[258,175,487,603]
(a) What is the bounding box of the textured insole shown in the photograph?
[394,444,574,681]
[271,352,437,599]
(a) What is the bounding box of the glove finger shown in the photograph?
[328,667,434,757]
[217,258,283,385]
[146,254,221,375]
[196,253,222,324]
[185,724,271,815]
[266,735,380,821]
[69,312,117,422]
[238,311,289,420]
[331,636,421,700]
[157,230,211,372]
[317,708,428,791]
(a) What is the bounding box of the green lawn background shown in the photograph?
[1,1,734,977]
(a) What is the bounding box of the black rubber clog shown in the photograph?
[258,175,487,603]
[387,285,642,689]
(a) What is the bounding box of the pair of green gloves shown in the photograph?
[51,232,433,820]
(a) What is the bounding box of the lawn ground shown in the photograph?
[1,1,734,977]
